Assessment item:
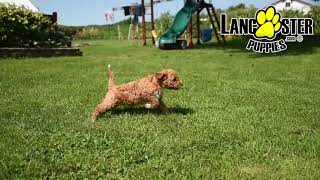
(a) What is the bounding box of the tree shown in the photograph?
[227,3,246,11]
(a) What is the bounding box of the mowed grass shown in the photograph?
[0,40,320,179]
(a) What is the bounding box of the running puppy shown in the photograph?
[91,65,183,122]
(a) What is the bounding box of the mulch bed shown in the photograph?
[0,47,82,58]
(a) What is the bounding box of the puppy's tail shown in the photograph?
[107,64,115,88]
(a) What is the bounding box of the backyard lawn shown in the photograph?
[0,40,319,178]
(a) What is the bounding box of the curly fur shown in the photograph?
[91,65,183,122]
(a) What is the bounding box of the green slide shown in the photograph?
[157,0,198,49]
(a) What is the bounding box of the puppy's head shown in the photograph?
[155,69,182,90]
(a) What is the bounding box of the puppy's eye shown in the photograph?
[173,78,176,81]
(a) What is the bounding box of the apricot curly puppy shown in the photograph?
[91,65,183,122]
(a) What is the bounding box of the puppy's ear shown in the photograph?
[155,72,168,81]
[155,72,163,80]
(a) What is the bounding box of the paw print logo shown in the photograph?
[254,6,282,40]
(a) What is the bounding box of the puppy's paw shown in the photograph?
[91,112,98,123]
[91,116,97,123]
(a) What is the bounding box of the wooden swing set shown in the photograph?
[114,0,225,47]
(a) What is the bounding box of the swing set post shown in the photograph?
[196,0,201,45]
[151,0,155,44]
[141,0,146,46]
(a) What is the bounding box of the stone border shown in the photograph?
[0,48,83,58]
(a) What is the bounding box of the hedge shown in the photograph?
[0,3,71,48]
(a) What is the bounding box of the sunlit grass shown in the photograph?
[0,40,319,179]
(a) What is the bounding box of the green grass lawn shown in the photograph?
[0,40,320,179]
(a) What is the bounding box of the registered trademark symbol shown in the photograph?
[297,35,303,42]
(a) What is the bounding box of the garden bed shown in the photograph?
[0,47,82,58]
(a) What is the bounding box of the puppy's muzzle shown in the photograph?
[173,80,183,90]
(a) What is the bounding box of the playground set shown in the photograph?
[113,0,225,49]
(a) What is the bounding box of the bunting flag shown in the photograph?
[105,11,114,22]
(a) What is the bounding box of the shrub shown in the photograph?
[220,4,257,41]
[308,6,320,35]
[58,25,80,38]
[225,4,257,20]
[280,7,320,36]
[0,3,71,47]
[280,9,306,18]
[155,12,174,34]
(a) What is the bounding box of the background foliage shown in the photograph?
[0,3,71,47]
[280,7,320,36]
[56,4,320,41]
[1,3,319,45]
[308,6,320,35]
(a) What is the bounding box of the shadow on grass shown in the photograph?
[110,106,194,116]
[195,36,320,58]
